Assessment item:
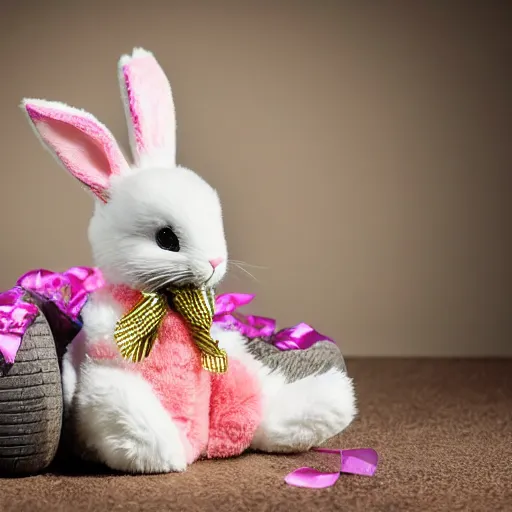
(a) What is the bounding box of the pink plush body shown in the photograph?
[88,285,262,462]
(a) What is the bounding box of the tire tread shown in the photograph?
[0,306,63,475]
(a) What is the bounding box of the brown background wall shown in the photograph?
[1,1,511,356]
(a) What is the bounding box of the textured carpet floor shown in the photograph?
[3,359,511,512]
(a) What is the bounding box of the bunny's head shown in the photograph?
[21,48,227,291]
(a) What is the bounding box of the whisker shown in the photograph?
[138,268,196,292]
[229,259,268,270]
[231,262,258,282]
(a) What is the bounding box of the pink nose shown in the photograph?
[209,257,224,270]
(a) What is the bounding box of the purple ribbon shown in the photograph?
[284,448,379,488]
[273,322,335,350]
[17,266,105,322]
[0,287,39,364]
[213,293,335,351]
[0,267,105,364]
[213,293,276,338]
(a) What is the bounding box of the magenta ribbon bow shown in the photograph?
[16,266,105,322]
[0,287,39,364]
[285,448,379,488]
[0,267,105,365]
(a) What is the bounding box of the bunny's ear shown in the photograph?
[21,99,129,202]
[118,48,177,168]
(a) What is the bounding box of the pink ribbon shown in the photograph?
[0,287,39,364]
[212,293,336,351]
[17,266,105,322]
[284,448,379,488]
[213,293,276,338]
[273,322,335,350]
[0,267,105,364]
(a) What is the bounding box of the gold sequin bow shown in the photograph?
[113,286,227,373]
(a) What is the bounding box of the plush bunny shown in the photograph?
[21,48,356,473]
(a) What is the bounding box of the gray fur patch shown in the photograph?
[245,337,346,383]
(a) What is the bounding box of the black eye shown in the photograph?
[155,226,180,252]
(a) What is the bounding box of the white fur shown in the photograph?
[80,288,123,342]
[251,369,356,452]
[21,98,113,129]
[88,166,228,291]
[74,360,187,473]
[61,294,187,474]
[20,98,130,180]
[212,324,287,396]
[61,291,122,413]
[22,48,229,474]
[118,47,177,169]
[117,50,143,168]
[23,46,356,473]
[213,325,357,452]
[118,47,154,67]
[61,330,87,412]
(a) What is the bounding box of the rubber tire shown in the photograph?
[0,308,63,475]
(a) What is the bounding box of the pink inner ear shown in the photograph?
[121,53,176,166]
[25,103,127,201]
[35,118,111,198]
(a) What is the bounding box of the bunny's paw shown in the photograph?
[251,367,357,453]
[74,362,188,473]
